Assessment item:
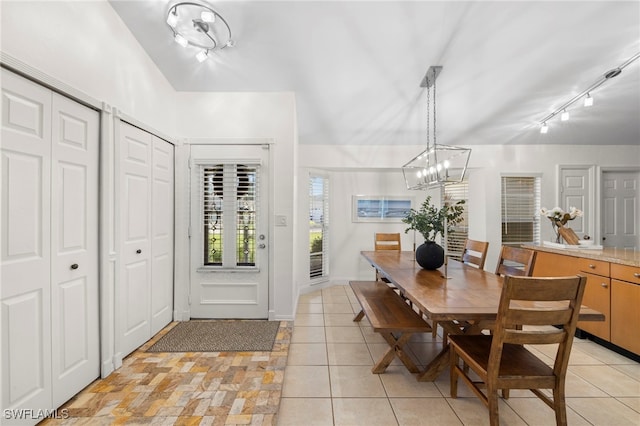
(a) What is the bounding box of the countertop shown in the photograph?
[522,244,640,267]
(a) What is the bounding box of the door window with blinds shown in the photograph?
[501,176,541,247]
[443,181,468,259]
[202,163,260,267]
[309,174,329,279]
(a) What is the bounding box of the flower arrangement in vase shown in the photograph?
[402,195,465,269]
[540,206,583,243]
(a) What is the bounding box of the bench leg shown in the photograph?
[372,332,420,374]
[353,310,365,322]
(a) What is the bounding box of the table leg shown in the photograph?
[415,320,484,381]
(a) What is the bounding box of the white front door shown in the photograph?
[189,145,270,319]
[602,171,640,249]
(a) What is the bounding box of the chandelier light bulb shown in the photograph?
[174,33,189,47]
[443,160,450,169]
[436,163,442,172]
[196,50,209,63]
[540,123,549,134]
[416,170,422,178]
[166,10,178,27]
[560,110,569,121]
[584,93,594,107]
[201,11,215,23]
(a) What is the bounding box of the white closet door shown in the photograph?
[150,136,174,335]
[119,123,152,356]
[50,93,99,407]
[1,69,53,414]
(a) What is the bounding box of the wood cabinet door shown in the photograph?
[578,272,611,340]
[611,279,640,354]
[532,251,580,277]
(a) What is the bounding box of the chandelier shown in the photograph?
[402,66,471,190]
[166,1,235,63]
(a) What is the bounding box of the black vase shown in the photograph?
[415,241,444,270]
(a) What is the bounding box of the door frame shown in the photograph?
[173,139,275,321]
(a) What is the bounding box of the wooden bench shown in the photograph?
[350,281,432,374]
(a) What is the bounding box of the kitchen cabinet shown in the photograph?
[528,245,640,356]
[610,264,640,354]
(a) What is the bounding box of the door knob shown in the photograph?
[136,249,142,254]
[70,263,79,270]
[258,243,266,249]
[601,283,608,288]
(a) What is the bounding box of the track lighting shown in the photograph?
[538,52,639,134]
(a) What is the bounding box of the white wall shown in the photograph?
[0,0,176,136]
[299,144,640,281]
[172,92,298,321]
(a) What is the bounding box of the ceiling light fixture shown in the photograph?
[166,1,234,63]
[402,66,471,190]
[583,93,594,107]
[538,51,639,133]
[540,123,549,134]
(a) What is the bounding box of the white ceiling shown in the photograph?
[109,0,640,146]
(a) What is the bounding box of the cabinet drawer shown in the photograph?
[578,258,610,277]
[611,263,640,285]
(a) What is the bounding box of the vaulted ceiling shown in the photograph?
[109,0,640,146]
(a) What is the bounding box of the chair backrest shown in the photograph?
[461,239,489,269]
[490,275,587,378]
[495,246,536,276]
[374,233,401,251]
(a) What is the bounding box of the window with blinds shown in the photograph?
[443,181,468,259]
[501,176,541,247]
[309,174,329,279]
[202,163,260,267]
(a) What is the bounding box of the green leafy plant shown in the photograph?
[402,195,465,242]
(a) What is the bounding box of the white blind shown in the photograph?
[201,163,260,267]
[501,176,541,247]
[309,174,329,279]
[444,181,468,259]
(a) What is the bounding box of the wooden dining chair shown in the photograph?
[374,233,402,251]
[431,239,490,338]
[373,233,401,282]
[494,245,536,277]
[461,239,489,269]
[449,274,588,426]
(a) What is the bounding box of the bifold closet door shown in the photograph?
[50,93,99,407]
[1,69,99,417]
[151,137,174,335]
[1,69,53,414]
[119,123,174,357]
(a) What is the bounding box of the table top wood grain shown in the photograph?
[361,251,604,323]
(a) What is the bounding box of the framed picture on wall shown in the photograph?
[352,196,413,222]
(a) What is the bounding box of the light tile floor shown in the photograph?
[277,284,640,426]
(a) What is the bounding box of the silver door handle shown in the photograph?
[258,243,266,249]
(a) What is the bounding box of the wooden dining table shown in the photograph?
[360,250,605,381]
